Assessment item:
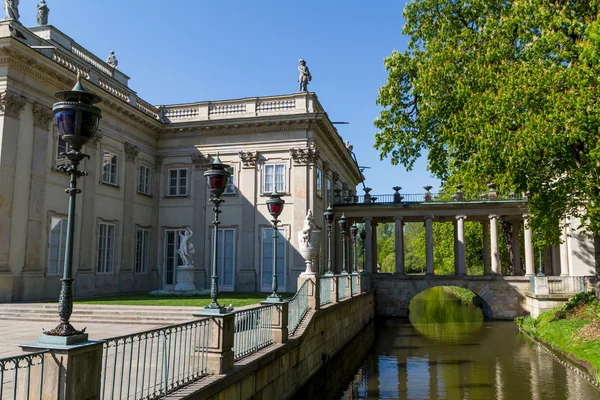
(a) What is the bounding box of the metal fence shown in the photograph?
[288,280,310,335]
[352,191,525,205]
[233,305,273,361]
[100,319,210,400]
[548,276,586,294]
[338,275,348,301]
[0,351,47,400]
[320,276,333,306]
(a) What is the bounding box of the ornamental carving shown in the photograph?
[239,150,258,167]
[32,103,53,130]
[290,147,319,165]
[0,91,26,119]
[155,155,164,171]
[124,142,139,162]
[191,152,211,169]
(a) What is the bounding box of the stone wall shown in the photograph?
[371,274,531,320]
[183,292,375,400]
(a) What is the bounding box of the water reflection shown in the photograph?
[293,287,600,399]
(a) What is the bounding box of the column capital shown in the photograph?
[32,103,53,130]
[489,214,500,220]
[239,150,259,168]
[363,216,373,222]
[456,214,467,221]
[424,215,434,221]
[0,90,26,119]
[393,216,403,222]
[124,142,139,162]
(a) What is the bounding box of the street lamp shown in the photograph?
[203,155,231,314]
[350,223,358,273]
[359,228,367,272]
[265,188,285,302]
[323,205,335,275]
[44,76,102,339]
[339,214,348,274]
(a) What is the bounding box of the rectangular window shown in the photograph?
[316,168,323,198]
[211,228,236,290]
[164,229,185,285]
[101,151,119,186]
[223,167,236,195]
[97,223,116,273]
[168,168,188,196]
[138,165,152,195]
[264,164,285,193]
[47,217,67,275]
[326,178,332,205]
[135,228,150,273]
[56,136,69,166]
[261,228,286,291]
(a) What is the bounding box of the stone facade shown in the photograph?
[0,22,362,301]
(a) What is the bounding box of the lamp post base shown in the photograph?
[264,293,283,303]
[197,306,231,316]
[38,332,89,346]
[43,322,86,337]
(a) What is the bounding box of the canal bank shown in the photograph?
[295,287,600,399]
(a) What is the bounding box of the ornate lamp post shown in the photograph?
[339,214,348,274]
[203,155,231,314]
[44,76,102,339]
[359,228,367,272]
[323,205,335,275]
[350,223,359,273]
[265,189,285,302]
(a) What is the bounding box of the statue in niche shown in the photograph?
[4,0,19,21]
[298,59,312,92]
[107,51,118,69]
[36,0,49,25]
[177,227,195,266]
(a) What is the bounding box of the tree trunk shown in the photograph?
[500,219,514,274]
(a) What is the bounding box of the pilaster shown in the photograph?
[192,152,210,289]
[119,142,139,275]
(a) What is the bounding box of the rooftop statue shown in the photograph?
[107,51,118,69]
[4,0,19,21]
[36,0,49,25]
[298,59,311,92]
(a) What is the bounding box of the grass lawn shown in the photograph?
[70,292,295,308]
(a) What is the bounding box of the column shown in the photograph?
[511,220,522,275]
[120,143,139,277]
[560,217,570,276]
[456,215,467,276]
[394,216,405,275]
[372,222,378,273]
[364,217,373,273]
[523,214,535,276]
[453,220,459,275]
[482,219,491,275]
[489,214,500,274]
[192,154,210,289]
[425,215,434,275]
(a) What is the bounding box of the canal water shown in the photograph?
[292,287,600,399]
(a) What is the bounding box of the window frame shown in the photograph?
[135,228,151,274]
[138,165,152,196]
[164,229,185,286]
[101,150,119,186]
[260,226,287,292]
[326,178,332,205]
[167,168,189,197]
[97,222,116,274]
[263,163,286,194]
[55,136,69,167]
[47,216,68,276]
[211,227,236,291]
[316,167,323,198]
[223,166,237,195]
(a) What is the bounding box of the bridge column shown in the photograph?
[372,221,379,272]
[425,215,434,275]
[560,217,570,276]
[512,220,522,275]
[394,217,405,275]
[364,217,373,273]
[489,214,501,274]
[524,214,535,276]
[482,219,491,275]
[456,215,467,276]
[453,220,459,275]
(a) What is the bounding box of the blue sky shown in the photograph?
[21,0,440,195]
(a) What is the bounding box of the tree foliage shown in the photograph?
[375,0,600,243]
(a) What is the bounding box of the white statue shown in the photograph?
[36,0,49,25]
[297,210,321,275]
[4,0,19,21]
[301,210,316,244]
[107,51,118,69]
[177,227,194,266]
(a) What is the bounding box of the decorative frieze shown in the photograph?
[239,150,259,167]
[124,142,139,161]
[290,146,319,165]
[32,103,53,130]
[191,152,211,169]
[0,90,26,119]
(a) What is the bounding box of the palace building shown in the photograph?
[0,20,362,301]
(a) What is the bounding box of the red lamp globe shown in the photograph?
[266,188,285,219]
[204,155,231,198]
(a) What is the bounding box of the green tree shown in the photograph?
[375,0,600,246]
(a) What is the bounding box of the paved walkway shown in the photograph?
[0,320,164,358]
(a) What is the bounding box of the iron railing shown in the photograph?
[548,276,586,294]
[100,319,210,400]
[288,280,310,335]
[351,274,358,296]
[233,305,273,361]
[346,191,525,205]
[320,276,333,306]
[0,351,47,400]
[338,275,348,301]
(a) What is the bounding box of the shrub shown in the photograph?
[563,291,596,314]
[515,315,538,336]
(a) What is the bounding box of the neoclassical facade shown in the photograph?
[0,21,362,301]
